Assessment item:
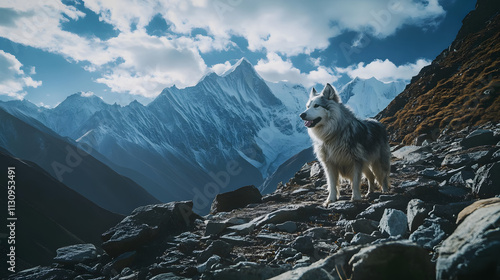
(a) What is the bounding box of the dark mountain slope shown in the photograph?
[0,151,123,271]
[377,0,500,144]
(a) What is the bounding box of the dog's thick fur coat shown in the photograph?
[300,83,391,206]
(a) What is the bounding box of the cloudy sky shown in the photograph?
[0,0,475,107]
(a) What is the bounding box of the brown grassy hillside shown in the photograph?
[377,0,500,144]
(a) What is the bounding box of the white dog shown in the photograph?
[300,83,391,206]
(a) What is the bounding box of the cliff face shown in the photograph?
[377,0,500,144]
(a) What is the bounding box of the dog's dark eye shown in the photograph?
[314,104,320,108]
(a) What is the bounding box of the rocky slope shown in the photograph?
[8,123,500,279]
[377,0,500,144]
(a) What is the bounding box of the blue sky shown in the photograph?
[0,0,475,107]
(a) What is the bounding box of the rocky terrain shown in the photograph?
[8,123,500,280]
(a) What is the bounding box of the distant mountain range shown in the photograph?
[0,107,160,215]
[339,77,406,118]
[0,59,406,214]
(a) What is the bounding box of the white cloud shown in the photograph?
[80,91,95,97]
[96,31,207,97]
[83,0,445,56]
[336,58,431,82]
[0,50,41,100]
[0,0,446,98]
[210,61,233,75]
[0,1,114,66]
[255,53,339,88]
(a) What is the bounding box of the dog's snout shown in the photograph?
[300,113,307,120]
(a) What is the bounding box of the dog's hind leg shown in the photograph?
[363,166,376,196]
[351,164,363,201]
[323,163,339,207]
[372,163,390,193]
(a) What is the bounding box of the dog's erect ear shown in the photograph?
[309,87,318,99]
[322,83,340,103]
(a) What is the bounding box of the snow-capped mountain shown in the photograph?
[1,58,310,213]
[339,77,406,118]
[0,59,406,213]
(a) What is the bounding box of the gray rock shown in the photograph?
[270,246,362,280]
[102,251,137,276]
[205,221,227,236]
[227,222,255,235]
[310,162,324,178]
[448,169,475,186]
[430,201,473,221]
[101,201,198,257]
[197,255,221,273]
[407,199,432,233]
[357,200,408,220]
[419,168,448,180]
[397,180,420,188]
[436,200,500,280]
[256,233,292,242]
[379,209,408,237]
[291,236,314,253]
[303,227,328,239]
[441,150,490,168]
[276,221,297,233]
[53,243,98,264]
[473,162,500,197]
[150,273,190,280]
[250,204,328,228]
[198,240,232,263]
[219,234,254,246]
[209,261,290,280]
[349,218,379,234]
[328,200,368,218]
[350,233,378,245]
[7,266,76,280]
[276,247,299,259]
[409,216,454,250]
[392,145,431,164]
[210,185,262,214]
[460,129,497,148]
[438,184,470,198]
[349,241,435,280]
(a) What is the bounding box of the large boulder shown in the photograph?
[406,199,432,233]
[210,185,262,214]
[349,241,434,280]
[436,199,500,279]
[379,209,408,237]
[460,129,498,149]
[53,244,98,264]
[271,241,434,280]
[101,201,199,257]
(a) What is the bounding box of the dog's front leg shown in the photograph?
[351,164,363,201]
[323,164,339,207]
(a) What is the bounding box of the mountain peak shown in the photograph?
[221,57,254,77]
